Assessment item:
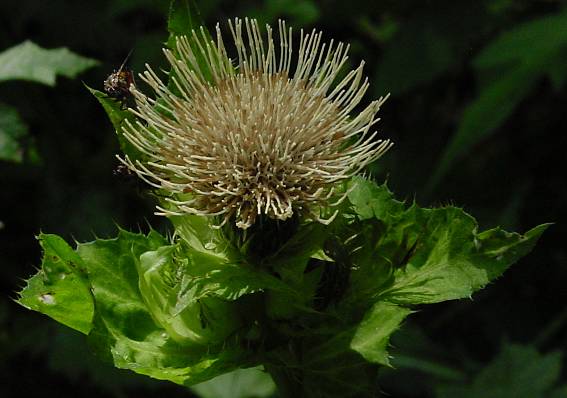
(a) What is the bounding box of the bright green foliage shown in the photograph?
[436,343,564,398]
[17,177,547,396]
[383,212,546,304]
[0,103,28,162]
[0,41,98,86]
[350,302,413,365]
[18,234,93,334]
[348,177,548,305]
[78,229,255,386]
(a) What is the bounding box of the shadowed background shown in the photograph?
[1,0,566,397]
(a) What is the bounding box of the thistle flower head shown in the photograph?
[121,18,392,229]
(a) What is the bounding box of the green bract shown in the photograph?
[18,177,548,396]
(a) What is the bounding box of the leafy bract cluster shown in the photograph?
[18,176,547,396]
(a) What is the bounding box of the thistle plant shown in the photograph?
[17,4,548,398]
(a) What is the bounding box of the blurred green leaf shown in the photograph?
[428,10,567,191]
[267,0,319,26]
[486,0,515,16]
[374,19,454,95]
[107,0,169,17]
[191,367,276,398]
[0,102,28,162]
[244,0,319,26]
[436,343,564,398]
[473,12,567,71]
[372,3,485,96]
[384,325,467,383]
[546,51,567,90]
[357,16,399,44]
[392,354,466,382]
[0,41,98,86]
[427,65,536,191]
[17,234,94,334]
[550,385,567,398]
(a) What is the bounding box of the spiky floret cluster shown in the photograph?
[121,18,392,229]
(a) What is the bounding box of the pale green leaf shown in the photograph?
[0,41,98,86]
[137,244,244,346]
[76,229,252,386]
[191,367,276,398]
[169,214,226,257]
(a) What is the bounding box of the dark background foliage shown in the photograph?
[1,0,566,397]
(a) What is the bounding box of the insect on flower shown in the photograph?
[113,163,134,178]
[104,51,135,107]
[119,18,393,229]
